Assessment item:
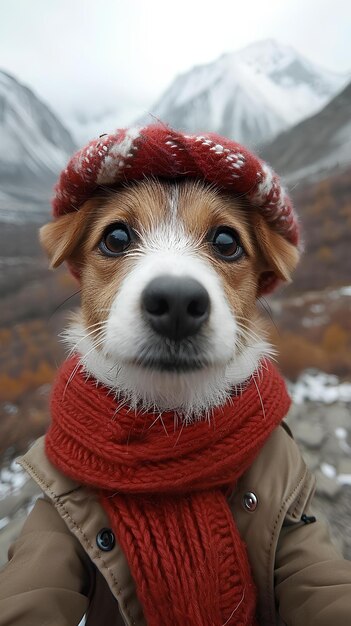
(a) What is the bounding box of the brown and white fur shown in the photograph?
[40,179,298,420]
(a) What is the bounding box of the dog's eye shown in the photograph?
[210,227,244,260]
[99,223,132,256]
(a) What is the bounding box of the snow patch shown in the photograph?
[335,427,348,440]
[289,371,351,404]
[321,462,337,479]
[337,475,351,486]
[0,460,28,499]
[0,517,10,531]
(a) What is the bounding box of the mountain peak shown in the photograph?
[0,69,76,185]
[236,38,296,70]
[140,40,348,148]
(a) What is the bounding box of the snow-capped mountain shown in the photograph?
[0,70,76,187]
[262,80,351,182]
[141,39,348,148]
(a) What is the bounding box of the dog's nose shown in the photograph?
[142,275,210,341]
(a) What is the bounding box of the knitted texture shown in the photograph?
[52,124,299,294]
[46,357,291,626]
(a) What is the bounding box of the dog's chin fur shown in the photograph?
[63,318,274,421]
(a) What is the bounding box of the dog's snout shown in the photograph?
[142,275,210,341]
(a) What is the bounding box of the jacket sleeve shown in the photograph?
[0,496,93,626]
[275,504,351,625]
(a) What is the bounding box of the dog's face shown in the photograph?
[41,179,298,417]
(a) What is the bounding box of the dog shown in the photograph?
[40,178,298,418]
[1,126,349,626]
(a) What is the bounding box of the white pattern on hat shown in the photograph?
[252,162,274,203]
[96,127,141,185]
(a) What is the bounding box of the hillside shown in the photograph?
[269,166,351,380]
[287,166,351,293]
[262,81,351,182]
[0,70,75,221]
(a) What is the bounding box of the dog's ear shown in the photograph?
[40,212,82,269]
[252,213,300,283]
[39,198,98,269]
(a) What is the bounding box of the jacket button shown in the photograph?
[96,528,115,551]
[242,491,258,512]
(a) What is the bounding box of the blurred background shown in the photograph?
[0,0,351,563]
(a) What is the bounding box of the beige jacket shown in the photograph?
[0,425,350,625]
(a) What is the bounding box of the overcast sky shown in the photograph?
[1,0,351,132]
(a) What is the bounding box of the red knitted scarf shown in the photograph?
[46,357,290,626]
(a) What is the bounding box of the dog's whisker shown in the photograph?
[252,375,266,420]
[173,411,180,432]
[235,321,262,339]
[148,411,169,437]
[236,331,260,348]
[235,332,259,352]
[221,588,246,626]
[148,412,163,430]
[112,396,130,420]
[83,320,110,329]
[236,330,265,349]
[234,338,263,377]
[49,290,81,320]
[66,324,108,343]
[258,297,280,335]
[173,419,185,447]
[89,336,108,351]
[60,320,109,346]
[235,319,265,341]
[63,337,108,397]
[64,324,109,357]
[62,359,84,399]
[158,413,169,437]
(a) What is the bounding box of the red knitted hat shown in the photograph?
[53,123,299,292]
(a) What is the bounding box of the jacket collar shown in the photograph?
[19,436,80,497]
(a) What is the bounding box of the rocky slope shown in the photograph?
[262,81,351,182]
[0,70,76,221]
